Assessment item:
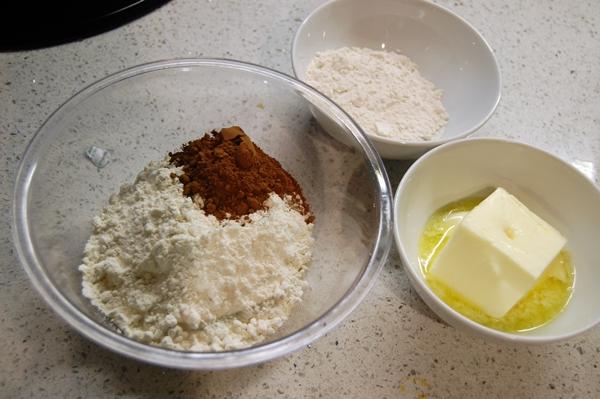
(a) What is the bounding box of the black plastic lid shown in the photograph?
[0,0,170,51]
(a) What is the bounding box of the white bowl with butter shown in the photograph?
[394,138,600,343]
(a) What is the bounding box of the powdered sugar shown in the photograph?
[79,159,313,351]
[306,47,449,142]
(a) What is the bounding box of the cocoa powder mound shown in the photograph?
[169,126,313,222]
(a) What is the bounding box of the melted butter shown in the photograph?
[419,197,575,332]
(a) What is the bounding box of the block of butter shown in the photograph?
[430,187,566,318]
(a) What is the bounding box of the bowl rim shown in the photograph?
[290,0,502,148]
[12,58,394,369]
[393,137,600,343]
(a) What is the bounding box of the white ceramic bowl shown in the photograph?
[292,0,501,159]
[394,138,600,343]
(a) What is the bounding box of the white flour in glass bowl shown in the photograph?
[79,159,314,352]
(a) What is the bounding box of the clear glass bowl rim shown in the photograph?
[12,58,393,369]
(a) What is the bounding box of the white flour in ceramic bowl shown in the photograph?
[306,47,449,142]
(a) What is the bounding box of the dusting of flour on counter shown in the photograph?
[306,47,448,142]
[79,159,313,351]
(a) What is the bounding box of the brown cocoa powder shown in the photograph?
[169,126,313,222]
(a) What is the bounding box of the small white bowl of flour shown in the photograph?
[292,0,501,159]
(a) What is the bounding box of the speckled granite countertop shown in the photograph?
[1,0,599,397]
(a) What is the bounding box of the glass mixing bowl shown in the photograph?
[12,59,392,369]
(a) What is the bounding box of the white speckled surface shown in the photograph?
[1,0,599,397]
